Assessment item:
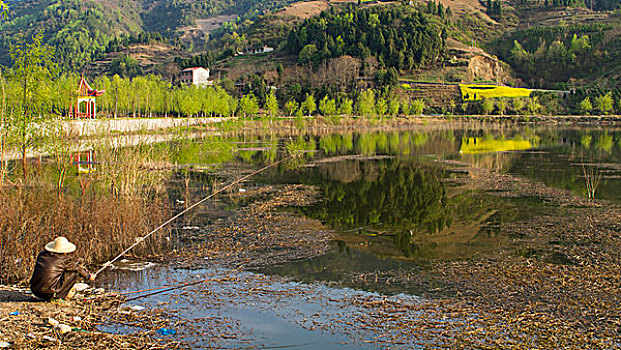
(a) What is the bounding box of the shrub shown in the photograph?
[579,97,592,115]
[482,98,495,115]
[411,99,425,116]
[339,97,354,116]
[595,92,613,115]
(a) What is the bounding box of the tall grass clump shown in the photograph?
[0,185,169,284]
[0,128,173,284]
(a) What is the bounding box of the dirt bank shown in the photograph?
[0,287,181,349]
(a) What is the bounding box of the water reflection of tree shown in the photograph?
[510,129,621,201]
[303,160,451,236]
[317,131,430,158]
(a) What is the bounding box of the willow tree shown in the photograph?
[265,90,278,119]
[10,32,57,176]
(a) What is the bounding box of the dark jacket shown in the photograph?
[29,251,89,299]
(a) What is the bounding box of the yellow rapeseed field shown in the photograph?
[459,84,532,101]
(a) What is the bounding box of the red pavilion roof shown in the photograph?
[77,75,105,97]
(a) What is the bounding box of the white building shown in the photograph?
[236,45,275,56]
[180,67,212,87]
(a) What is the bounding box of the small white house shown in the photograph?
[236,45,275,56]
[180,67,212,87]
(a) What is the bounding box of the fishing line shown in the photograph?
[124,278,210,301]
[94,155,293,277]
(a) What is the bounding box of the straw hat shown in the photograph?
[45,237,76,254]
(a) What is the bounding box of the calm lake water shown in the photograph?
[99,124,621,348]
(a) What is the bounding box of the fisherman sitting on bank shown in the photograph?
[30,237,96,301]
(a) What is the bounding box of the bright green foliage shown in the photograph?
[0,0,6,19]
[195,84,236,117]
[302,93,316,115]
[339,98,353,116]
[411,99,425,116]
[176,86,201,117]
[389,98,400,117]
[401,100,411,115]
[285,99,299,116]
[265,90,279,117]
[496,99,507,115]
[512,98,525,114]
[497,23,616,88]
[482,98,495,115]
[319,96,337,117]
[527,96,542,115]
[238,94,259,117]
[295,105,304,117]
[595,92,613,115]
[9,32,57,174]
[356,89,376,117]
[596,132,614,153]
[299,44,318,65]
[581,134,592,148]
[110,55,143,78]
[376,97,388,117]
[570,34,591,53]
[580,97,593,115]
[1,69,241,119]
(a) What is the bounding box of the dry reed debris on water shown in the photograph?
[171,184,332,269]
[331,164,621,348]
[168,162,621,348]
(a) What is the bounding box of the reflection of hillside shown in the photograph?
[302,160,450,234]
[297,159,522,261]
[330,188,516,261]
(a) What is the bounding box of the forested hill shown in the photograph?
[0,0,289,70]
[286,5,445,73]
[1,0,620,91]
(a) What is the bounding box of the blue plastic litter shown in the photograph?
[9,311,19,316]
[156,328,176,336]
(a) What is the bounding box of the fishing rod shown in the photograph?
[83,285,178,301]
[124,278,210,302]
[93,156,292,277]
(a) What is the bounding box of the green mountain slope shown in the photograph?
[1,0,619,92]
[0,0,290,70]
[1,0,141,69]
